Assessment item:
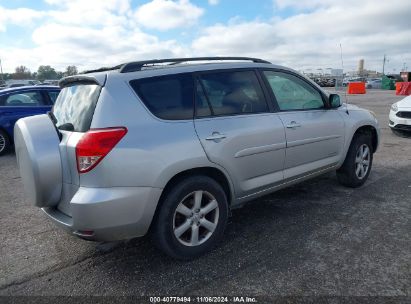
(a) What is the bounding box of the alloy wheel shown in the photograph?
[173,190,219,247]
[355,144,370,179]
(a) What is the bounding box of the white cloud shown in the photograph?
[134,0,204,31]
[1,22,187,72]
[208,0,220,5]
[0,6,45,32]
[0,0,410,74]
[0,0,189,72]
[193,0,411,72]
[274,0,332,10]
[45,0,131,27]
[192,21,282,56]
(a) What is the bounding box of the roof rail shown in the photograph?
[83,64,123,74]
[119,57,271,73]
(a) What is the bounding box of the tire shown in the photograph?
[152,175,229,260]
[337,133,373,188]
[0,130,10,156]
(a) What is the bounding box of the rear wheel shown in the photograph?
[152,176,228,260]
[337,133,373,188]
[0,130,10,156]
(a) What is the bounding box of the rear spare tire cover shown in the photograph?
[14,114,62,207]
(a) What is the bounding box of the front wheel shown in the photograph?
[337,133,373,188]
[0,130,10,156]
[152,176,229,260]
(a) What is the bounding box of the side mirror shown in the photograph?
[329,94,342,108]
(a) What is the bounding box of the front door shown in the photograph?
[262,70,345,180]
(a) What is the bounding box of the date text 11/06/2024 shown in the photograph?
[149,296,257,303]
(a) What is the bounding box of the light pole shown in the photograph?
[0,58,4,83]
[382,54,388,75]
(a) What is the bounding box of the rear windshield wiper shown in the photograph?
[47,111,63,141]
[48,111,58,125]
[58,123,75,132]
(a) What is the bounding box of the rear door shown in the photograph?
[194,70,286,198]
[262,70,345,180]
[0,89,51,138]
[51,82,102,215]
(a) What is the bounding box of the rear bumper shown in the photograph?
[43,186,162,241]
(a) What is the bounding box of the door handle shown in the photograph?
[286,121,301,128]
[205,132,226,141]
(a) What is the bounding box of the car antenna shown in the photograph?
[340,43,349,115]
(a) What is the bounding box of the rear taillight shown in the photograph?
[75,127,127,173]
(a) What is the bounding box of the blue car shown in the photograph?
[0,85,60,155]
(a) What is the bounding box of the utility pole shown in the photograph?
[382,54,386,75]
[0,58,4,83]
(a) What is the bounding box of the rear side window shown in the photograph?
[130,74,194,120]
[196,70,268,117]
[47,91,60,104]
[52,84,101,132]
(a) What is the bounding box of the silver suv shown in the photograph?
[14,57,380,259]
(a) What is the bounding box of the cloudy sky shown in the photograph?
[0,0,410,74]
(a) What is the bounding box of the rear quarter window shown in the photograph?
[130,73,194,120]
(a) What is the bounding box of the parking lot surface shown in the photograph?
[0,90,410,298]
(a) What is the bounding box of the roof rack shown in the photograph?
[119,57,271,73]
[83,64,123,74]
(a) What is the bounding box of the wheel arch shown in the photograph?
[352,125,378,153]
[339,124,378,169]
[0,126,11,143]
[148,166,234,232]
[0,126,11,154]
[0,126,11,137]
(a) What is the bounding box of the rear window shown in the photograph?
[130,74,194,120]
[52,84,101,132]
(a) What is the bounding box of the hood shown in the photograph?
[343,103,361,111]
[397,95,411,109]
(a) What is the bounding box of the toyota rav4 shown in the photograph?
[14,57,380,259]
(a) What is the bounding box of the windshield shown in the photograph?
[52,84,101,132]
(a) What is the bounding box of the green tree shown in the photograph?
[13,66,31,79]
[37,65,58,81]
[65,65,78,76]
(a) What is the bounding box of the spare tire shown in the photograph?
[14,114,62,207]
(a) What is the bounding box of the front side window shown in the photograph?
[264,71,324,111]
[196,70,268,117]
[130,73,194,120]
[2,91,44,107]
